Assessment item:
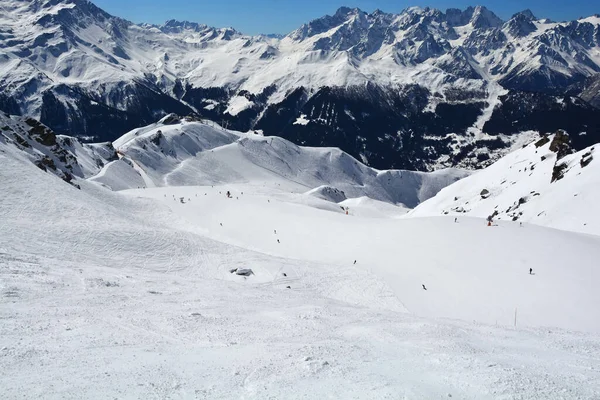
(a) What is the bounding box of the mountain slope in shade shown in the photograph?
[409,132,600,235]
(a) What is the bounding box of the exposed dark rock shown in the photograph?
[551,162,568,182]
[535,136,550,148]
[549,131,573,160]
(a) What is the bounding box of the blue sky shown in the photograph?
[92,0,599,35]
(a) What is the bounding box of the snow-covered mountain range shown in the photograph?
[0,111,467,208]
[1,0,600,170]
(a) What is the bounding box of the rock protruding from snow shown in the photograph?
[409,134,600,235]
[0,113,116,186]
[305,185,347,203]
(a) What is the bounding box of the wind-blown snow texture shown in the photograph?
[2,1,600,170]
[1,120,600,398]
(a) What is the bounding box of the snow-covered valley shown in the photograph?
[1,114,600,398]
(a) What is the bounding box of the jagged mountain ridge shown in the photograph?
[1,0,600,170]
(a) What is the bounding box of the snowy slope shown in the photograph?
[95,117,469,207]
[124,184,600,333]
[410,133,600,235]
[1,123,600,398]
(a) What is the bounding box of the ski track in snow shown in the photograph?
[1,138,600,399]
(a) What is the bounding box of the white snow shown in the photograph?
[107,120,469,207]
[1,125,600,398]
[293,114,310,125]
[225,95,254,116]
[88,158,145,191]
[305,185,347,203]
[410,135,600,235]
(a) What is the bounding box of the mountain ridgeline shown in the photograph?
[1,0,600,170]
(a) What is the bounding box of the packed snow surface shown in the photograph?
[1,128,600,398]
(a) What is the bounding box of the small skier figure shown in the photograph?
[277,239,280,244]
[529,268,533,275]
[274,229,277,234]
[226,191,231,198]
[454,217,458,223]
[422,284,427,291]
[353,260,357,265]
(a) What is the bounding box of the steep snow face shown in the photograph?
[410,134,600,235]
[96,118,469,207]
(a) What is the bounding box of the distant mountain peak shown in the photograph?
[512,9,537,21]
[334,6,362,16]
[161,19,209,32]
[505,9,538,37]
[158,20,241,39]
[470,5,503,29]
